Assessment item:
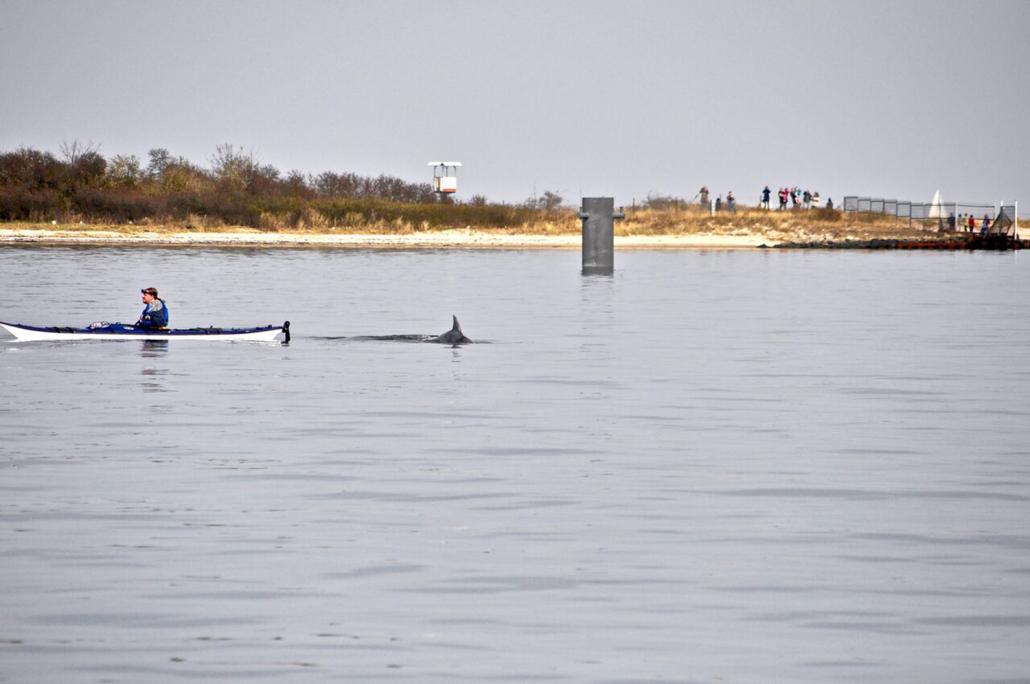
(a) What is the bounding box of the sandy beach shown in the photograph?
[0,226,773,249]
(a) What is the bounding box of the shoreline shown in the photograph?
[0,227,774,249]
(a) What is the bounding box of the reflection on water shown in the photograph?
[139,340,169,393]
[1,247,1029,682]
[140,339,168,356]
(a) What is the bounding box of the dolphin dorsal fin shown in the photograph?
[451,315,462,334]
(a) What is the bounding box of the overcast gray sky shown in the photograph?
[1,0,1027,206]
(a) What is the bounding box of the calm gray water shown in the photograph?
[1,246,1029,683]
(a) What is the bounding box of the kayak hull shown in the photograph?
[0,321,290,342]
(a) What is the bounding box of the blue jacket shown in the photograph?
[137,298,169,328]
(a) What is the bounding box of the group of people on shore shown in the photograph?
[697,186,737,213]
[947,213,992,234]
[697,186,833,212]
[763,186,829,210]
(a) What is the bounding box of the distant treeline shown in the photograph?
[0,143,557,229]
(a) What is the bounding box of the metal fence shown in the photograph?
[842,196,1018,234]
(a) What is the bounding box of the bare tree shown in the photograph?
[211,143,260,191]
[59,139,99,165]
[108,154,142,187]
[147,148,172,178]
[540,190,563,210]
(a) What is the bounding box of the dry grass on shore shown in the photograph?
[617,207,946,242]
[1,206,950,242]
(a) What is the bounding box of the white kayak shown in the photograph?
[0,320,290,342]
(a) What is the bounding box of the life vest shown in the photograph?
[138,298,169,328]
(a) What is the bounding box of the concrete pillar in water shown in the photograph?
[578,197,625,275]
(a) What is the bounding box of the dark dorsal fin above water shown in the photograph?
[436,315,471,344]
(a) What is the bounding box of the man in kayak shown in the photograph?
[136,287,169,329]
